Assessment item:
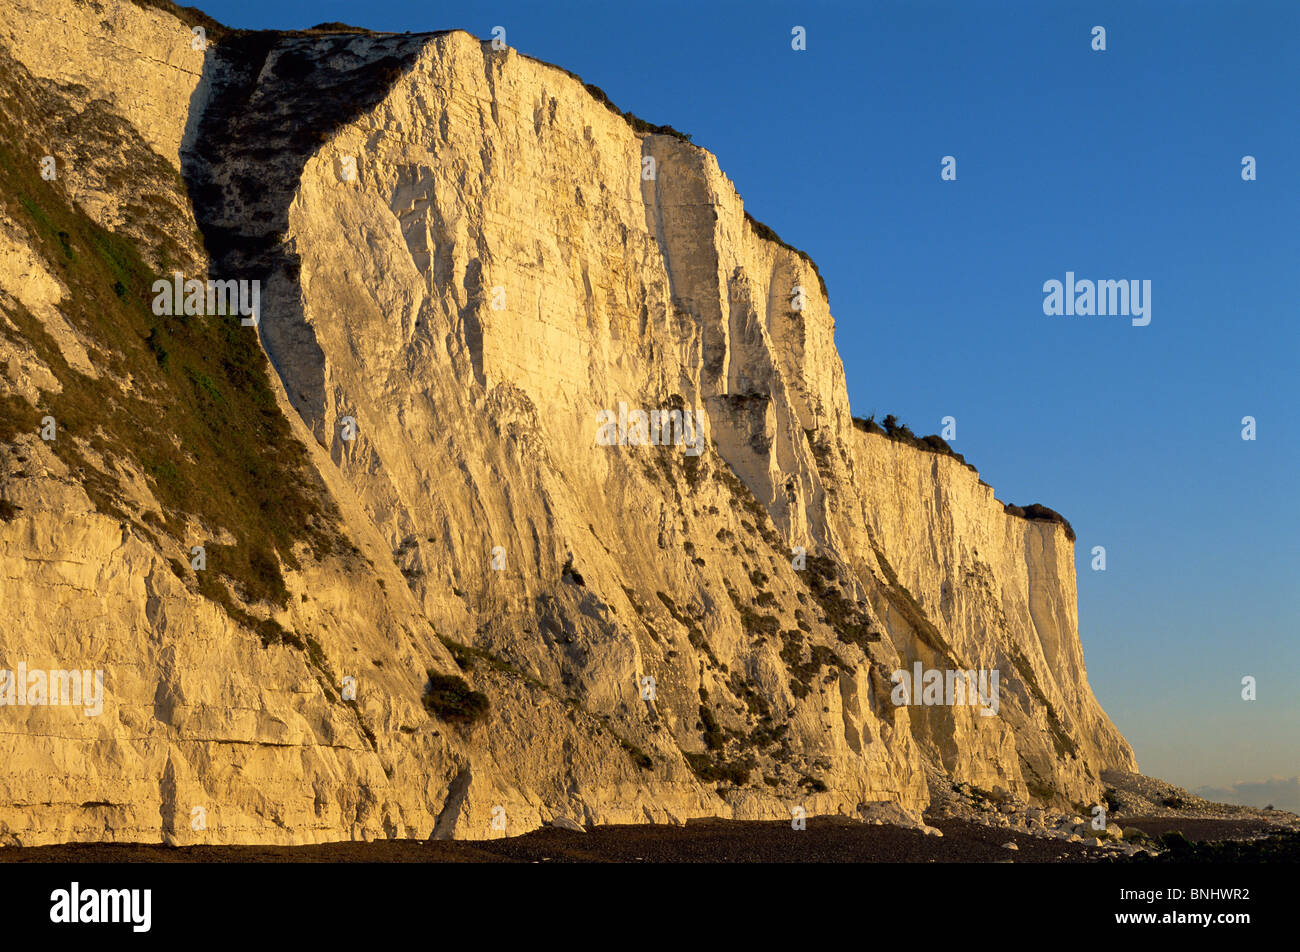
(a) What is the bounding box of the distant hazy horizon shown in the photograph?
[1195,778,1300,814]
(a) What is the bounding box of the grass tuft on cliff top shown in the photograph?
[852,414,1075,541]
[1001,502,1076,542]
[743,212,828,300]
[853,413,977,474]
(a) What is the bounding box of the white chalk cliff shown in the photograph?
[0,0,1134,845]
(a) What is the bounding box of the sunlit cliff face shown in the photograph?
[0,0,1131,846]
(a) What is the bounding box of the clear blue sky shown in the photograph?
[196,0,1299,801]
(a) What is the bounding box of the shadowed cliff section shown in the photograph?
[184,30,435,266]
[181,28,439,432]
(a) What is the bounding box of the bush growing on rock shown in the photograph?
[423,670,490,725]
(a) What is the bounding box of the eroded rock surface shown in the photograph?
[0,0,1135,846]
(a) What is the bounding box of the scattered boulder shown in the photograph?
[860,801,927,829]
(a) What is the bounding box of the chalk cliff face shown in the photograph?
[0,0,1134,846]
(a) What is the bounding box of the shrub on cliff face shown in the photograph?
[684,752,751,786]
[423,670,490,725]
[561,555,585,586]
[620,740,653,771]
[799,776,829,793]
[699,699,725,752]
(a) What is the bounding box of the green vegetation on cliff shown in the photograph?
[0,49,346,627]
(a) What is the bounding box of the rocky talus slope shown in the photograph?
[0,0,1137,846]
